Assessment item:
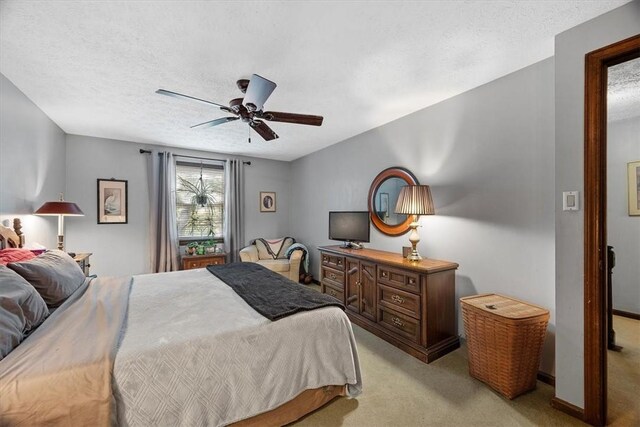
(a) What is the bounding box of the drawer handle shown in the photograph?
[382,272,387,278]
[338,259,343,265]
[329,273,336,280]
[323,256,328,262]
[329,289,337,297]
[392,317,404,327]
[391,294,405,304]
[356,281,361,287]
[408,278,416,284]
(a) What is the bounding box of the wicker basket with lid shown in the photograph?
[460,293,549,399]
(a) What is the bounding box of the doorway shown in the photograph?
[605,56,640,425]
[584,34,640,426]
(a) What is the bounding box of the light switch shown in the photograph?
[563,191,579,211]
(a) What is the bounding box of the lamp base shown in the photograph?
[406,251,423,261]
[405,220,422,261]
[57,235,64,251]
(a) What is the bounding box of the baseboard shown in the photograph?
[613,309,640,320]
[537,371,555,387]
[550,397,585,422]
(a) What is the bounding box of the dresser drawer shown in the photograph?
[321,254,345,271]
[378,265,420,293]
[182,254,226,270]
[321,266,345,289]
[322,283,344,303]
[185,260,203,269]
[379,307,420,344]
[379,284,420,319]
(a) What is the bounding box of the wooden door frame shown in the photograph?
[584,34,640,426]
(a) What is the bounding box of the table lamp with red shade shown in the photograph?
[34,193,84,251]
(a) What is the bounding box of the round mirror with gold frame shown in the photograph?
[368,167,419,236]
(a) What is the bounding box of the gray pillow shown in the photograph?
[8,250,85,308]
[0,265,49,360]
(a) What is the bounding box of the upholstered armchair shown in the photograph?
[239,237,303,282]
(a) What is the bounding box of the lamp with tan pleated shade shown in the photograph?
[394,185,435,261]
[34,193,84,251]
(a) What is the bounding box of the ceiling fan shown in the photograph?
[156,74,323,142]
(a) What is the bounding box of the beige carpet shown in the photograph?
[294,324,584,426]
[608,315,640,426]
[295,286,638,426]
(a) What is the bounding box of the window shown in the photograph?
[175,161,225,241]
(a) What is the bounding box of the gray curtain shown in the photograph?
[223,159,245,263]
[148,150,179,272]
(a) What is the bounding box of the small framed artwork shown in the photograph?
[260,191,276,213]
[628,161,640,216]
[97,178,128,224]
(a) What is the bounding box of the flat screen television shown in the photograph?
[329,211,370,248]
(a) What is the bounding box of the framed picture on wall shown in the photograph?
[628,160,640,216]
[260,191,276,213]
[97,178,128,224]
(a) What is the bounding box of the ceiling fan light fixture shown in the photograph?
[236,79,250,93]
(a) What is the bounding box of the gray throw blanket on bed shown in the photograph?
[206,263,344,320]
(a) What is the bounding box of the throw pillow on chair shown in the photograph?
[254,237,295,260]
[240,237,302,283]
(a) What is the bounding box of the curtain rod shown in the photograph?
[139,149,251,165]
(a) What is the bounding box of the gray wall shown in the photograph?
[65,135,148,276]
[65,134,291,277]
[608,116,640,315]
[0,73,66,248]
[554,1,640,408]
[243,155,292,242]
[291,58,556,374]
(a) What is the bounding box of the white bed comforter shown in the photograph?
[114,268,362,427]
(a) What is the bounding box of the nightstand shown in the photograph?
[73,253,92,276]
[181,253,227,270]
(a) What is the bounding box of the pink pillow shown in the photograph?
[0,249,37,266]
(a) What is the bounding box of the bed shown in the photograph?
[0,220,362,426]
[0,219,25,249]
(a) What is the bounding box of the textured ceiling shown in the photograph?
[0,0,633,161]
[608,57,640,123]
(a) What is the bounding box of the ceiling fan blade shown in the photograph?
[190,116,239,129]
[243,74,277,112]
[262,111,323,126]
[156,89,228,109]
[250,120,278,141]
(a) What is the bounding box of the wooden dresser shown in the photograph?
[181,253,227,270]
[319,245,459,363]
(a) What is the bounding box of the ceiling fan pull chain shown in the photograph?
[248,126,251,143]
